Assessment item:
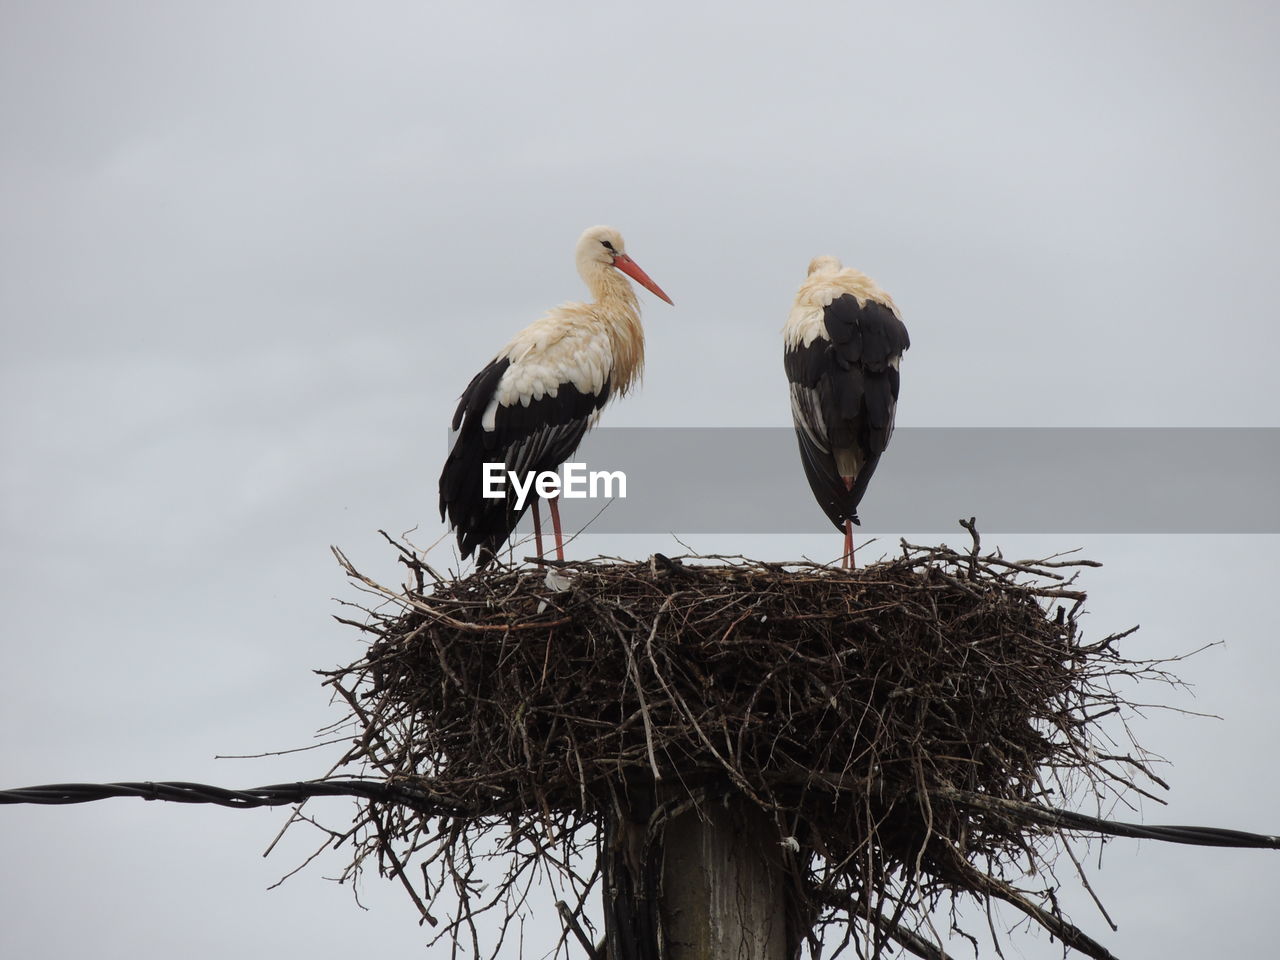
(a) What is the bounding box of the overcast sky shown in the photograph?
[2,2,1277,957]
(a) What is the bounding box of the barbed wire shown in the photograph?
[1,778,1275,851]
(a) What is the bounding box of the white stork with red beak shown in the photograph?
[783,256,910,568]
[439,226,672,563]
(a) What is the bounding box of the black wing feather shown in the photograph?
[785,294,909,530]
[439,358,610,562]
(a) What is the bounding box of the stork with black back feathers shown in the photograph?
[439,226,672,564]
[783,256,910,568]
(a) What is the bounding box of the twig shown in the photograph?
[556,901,602,960]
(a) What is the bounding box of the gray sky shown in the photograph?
[2,1,1277,957]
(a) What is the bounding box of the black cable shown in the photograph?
[0,779,439,810]
[2,779,1277,851]
[1009,802,1280,849]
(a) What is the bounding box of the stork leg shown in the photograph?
[548,493,566,561]
[842,476,856,570]
[531,498,545,560]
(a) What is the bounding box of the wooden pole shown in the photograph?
[604,797,791,960]
[658,799,790,960]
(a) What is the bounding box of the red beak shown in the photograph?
[612,253,674,305]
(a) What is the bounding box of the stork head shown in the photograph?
[576,225,673,305]
[807,255,843,276]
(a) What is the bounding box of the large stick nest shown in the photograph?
[319,528,1174,960]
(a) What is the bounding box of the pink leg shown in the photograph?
[531,498,545,560]
[548,494,565,561]
[842,476,855,570]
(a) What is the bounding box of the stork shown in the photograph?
[439,226,672,564]
[783,256,910,568]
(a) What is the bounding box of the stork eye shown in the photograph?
[601,240,616,252]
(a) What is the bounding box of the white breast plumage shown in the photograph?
[482,325,613,431]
